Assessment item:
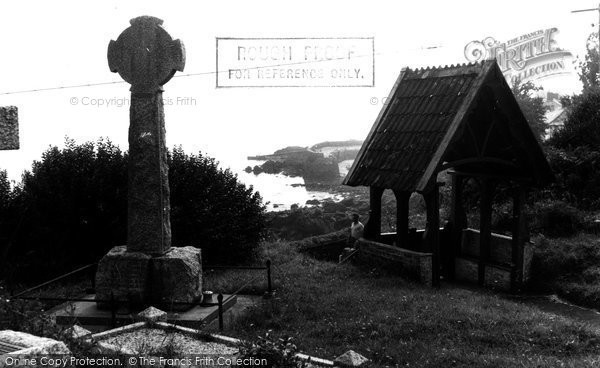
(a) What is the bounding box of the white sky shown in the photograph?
[0,0,595,182]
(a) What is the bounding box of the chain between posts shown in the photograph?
[10,260,274,331]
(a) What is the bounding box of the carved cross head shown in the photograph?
[108,16,185,93]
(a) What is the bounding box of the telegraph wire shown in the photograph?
[0,44,444,96]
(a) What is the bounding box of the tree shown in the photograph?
[0,170,11,212]
[1,139,266,280]
[545,88,600,210]
[549,88,600,149]
[577,32,600,91]
[544,146,600,210]
[510,79,549,141]
[0,170,18,266]
[527,32,600,212]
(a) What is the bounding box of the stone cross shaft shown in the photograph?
[108,16,185,255]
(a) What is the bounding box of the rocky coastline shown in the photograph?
[245,140,362,184]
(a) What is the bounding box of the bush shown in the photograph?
[530,234,600,308]
[238,331,307,368]
[541,88,600,211]
[267,207,336,241]
[540,146,600,210]
[491,201,513,235]
[169,146,266,263]
[0,139,266,281]
[530,200,583,238]
[4,138,128,279]
[549,88,600,149]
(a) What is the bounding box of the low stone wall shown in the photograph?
[454,257,512,290]
[460,229,513,264]
[290,229,349,260]
[355,239,432,286]
[454,229,534,290]
[377,230,425,251]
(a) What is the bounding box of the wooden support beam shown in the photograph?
[365,187,384,240]
[440,157,519,171]
[424,187,440,287]
[478,179,494,286]
[393,190,411,249]
[447,173,467,280]
[511,186,527,291]
[448,170,531,183]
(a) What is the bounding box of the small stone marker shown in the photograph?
[136,306,167,323]
[62,325,92,340]
[96,16,202,311]
[334,350,369,367]
[0,106,19,151]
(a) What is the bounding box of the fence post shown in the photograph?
[91,264,96,291]
[110,292,116,328]
[87,264,96,294]
[217,294,224,331]
[266,260,272,295]
[8,271,14,297]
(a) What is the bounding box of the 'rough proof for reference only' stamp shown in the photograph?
[216,37,374,87]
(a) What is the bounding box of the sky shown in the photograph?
[0,0,596,182]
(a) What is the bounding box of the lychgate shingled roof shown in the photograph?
[343,60,553,192]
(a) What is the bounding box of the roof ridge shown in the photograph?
[411,61,486,73]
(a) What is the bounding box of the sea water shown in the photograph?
[234,159,347,212]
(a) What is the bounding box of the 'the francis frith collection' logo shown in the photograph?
[464,28,573,84]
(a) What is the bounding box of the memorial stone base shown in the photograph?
[95,246,202,312]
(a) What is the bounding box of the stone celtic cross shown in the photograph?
[96,16,201,310]
[108,16,185,255]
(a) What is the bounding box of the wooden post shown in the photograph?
[266,259,272,295]
[218,294,224,331]
[424,186,440,287]
[365,187,383,240]
[110,292,116,328]
[86,264,97,294]
[393,190,411,248]
[478,179,494,287]
[447,173,467,280]
[511,186,527,291]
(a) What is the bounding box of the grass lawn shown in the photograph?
[4,237,600,367]
[206,241,600,367]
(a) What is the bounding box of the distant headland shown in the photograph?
[246,139,362,184]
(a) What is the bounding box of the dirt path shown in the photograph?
[449,282,600,329]
[510,294,600,328]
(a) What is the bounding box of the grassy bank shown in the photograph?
[4,237,600,367]
[531,233,600,309]
[211,241,600,367]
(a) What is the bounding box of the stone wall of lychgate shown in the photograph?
[453,229,534,291]
[291,229,349,260]
[355,239,433,286]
